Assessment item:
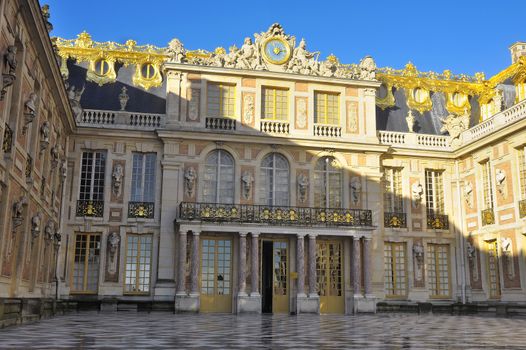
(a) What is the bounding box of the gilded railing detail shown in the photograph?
[178,202,373,227]
[2,124,13,153]
[384,212,407,228]
[519,199,526,219]
[427,213,449,230]
[481,208,495,226]
[76,200,104,217]
[128,202,154,219]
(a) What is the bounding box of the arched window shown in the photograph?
[203,150,234,204]
[314,156,342,208]
[260,153,289,206]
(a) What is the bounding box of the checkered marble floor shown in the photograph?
[1,312,526,349]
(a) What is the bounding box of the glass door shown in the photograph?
[316,241,344,314]
[200,237,232,312]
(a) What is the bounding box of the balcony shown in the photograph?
[520,199,526,219]
[25,154,33,179]
[314,124,342,138]
[128,202,154,219]
[76,200,104,217]
[384,212,407,228]
[260,120,289,135]
[378,131,450,151]
[2,124,12,153]
[78,109,165,130]
[427,213,449,230]
[178,202,373,227]
[205,117,236,131]
[481,208,495,226]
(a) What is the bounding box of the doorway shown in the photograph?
[261,240,289,314]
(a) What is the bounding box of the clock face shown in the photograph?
[263,38,291,65]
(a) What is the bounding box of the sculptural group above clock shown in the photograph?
[166,23,377,81]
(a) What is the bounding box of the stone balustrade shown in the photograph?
[78,109,165,130]
[461,99,526,144]
[260,120,290,135]
[378,131,451,151]
[313,124,342,137]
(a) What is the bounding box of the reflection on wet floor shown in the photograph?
[0,311,526,349]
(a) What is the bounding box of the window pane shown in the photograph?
[259,153,289,206]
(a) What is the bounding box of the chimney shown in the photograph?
[510,42,526,64]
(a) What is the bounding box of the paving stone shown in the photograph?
[0,312,526,349]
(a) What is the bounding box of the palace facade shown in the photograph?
[1,0,526,317]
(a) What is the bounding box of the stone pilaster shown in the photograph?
[363,237,372,297]
[176,230,187,296]
[297,234,306,297]
[251,233,260,296]
[238,232,247,296]
[353,236,362,297]
[190,231,200,295]
[308,234,317,297]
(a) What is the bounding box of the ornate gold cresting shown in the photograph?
[55,32,167,89]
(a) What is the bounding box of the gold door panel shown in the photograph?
[317,241,344,314]
[273,241,289,314]
[487,240,501,299]
[200,238,232,313]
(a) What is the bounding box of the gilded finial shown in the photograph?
[75,31,93,48]
[327,54,339,64]
[215,47,226,55]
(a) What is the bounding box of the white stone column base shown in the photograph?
[236,294,261,314]
[154,281,176,301]
[353,295,376,313]
[297,294,320,314]
[175,294,200,313]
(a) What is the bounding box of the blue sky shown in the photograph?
[45,0,525,77]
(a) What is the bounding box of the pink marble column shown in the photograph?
[190,231,200,295]
[363,237,372,297]
[251,233,260,296]
[176,231,187,295]
[297,234,306,297]
[353,236,362,297]
[308,234,317,297]
[238,232,247,296]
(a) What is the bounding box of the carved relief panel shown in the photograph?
[111,160,125,203]
[495,161,513,206]
[240,165,255,204]
[105,231,120,282]
[241,92,255,128]
[346,101,359,134]
[412,239,425,288]
[183,163,198,201]
[187,88,200,122]
[295,97,308,130]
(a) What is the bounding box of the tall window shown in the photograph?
[384,242,407,297]
[131,153,156,203]
[519,147,526,199]
[79,151,106,201]
[314,92,339,125]
[425,170,444,215]
[259,153,289,206]
[427,244,450,298]
[314,156,342,208]
[125,234,153,294]
[203,150,235,204]
[72,233,101,293]
[486,240,501,299]
[481,160,494,210]
[262,87,288,120]
[384,167,404,212]
[207,83,235,118]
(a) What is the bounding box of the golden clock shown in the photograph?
[262,37,291,65]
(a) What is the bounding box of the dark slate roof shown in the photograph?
[377,88,481,135]
[66,60,166,114]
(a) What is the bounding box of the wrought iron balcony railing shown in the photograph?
[178,202,373,227]
[481,208,495,226]
[76,200,104,217]
[2,123,12,153]
[25,154,33,179]
[519,199,526,219]
[427,213,449,230]
[384,212,407,228]
[128,201,154,219]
